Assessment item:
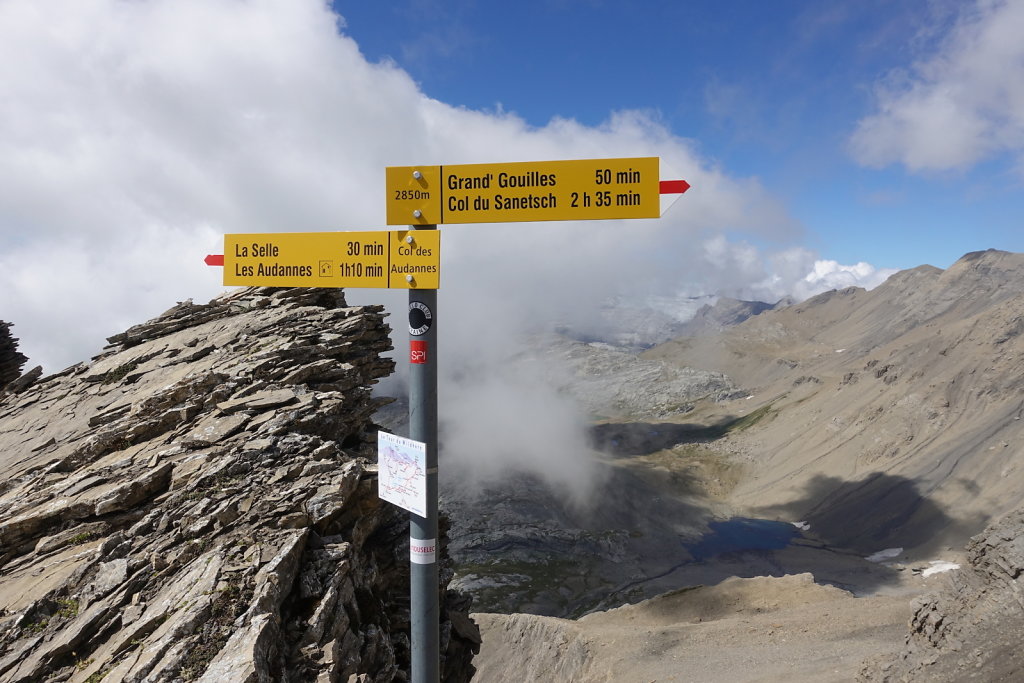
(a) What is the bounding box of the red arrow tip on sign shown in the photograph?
[205,254,224,266]
[659,180,691,195]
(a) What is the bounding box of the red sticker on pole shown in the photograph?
[410,340,428,364]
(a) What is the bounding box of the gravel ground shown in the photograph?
[472,572,927,682]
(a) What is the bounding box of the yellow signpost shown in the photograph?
[386,157,662,225]
[205,155,689,683]
[222,230,440,289]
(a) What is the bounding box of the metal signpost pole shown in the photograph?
[408,223,439,683]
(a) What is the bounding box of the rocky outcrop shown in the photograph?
[542,336,739,419]
[862,508,1024,681]
[0,287,477,682]
[0,321,28,390]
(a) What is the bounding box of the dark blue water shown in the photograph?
[686,517,801,561]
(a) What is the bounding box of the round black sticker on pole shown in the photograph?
[409,301,433,336]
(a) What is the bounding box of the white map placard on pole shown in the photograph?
[378,431,427,517]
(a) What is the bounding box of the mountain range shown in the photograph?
[474,249,1024,681]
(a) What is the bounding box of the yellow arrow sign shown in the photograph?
[386,157,662,225]
[223,231,440,289]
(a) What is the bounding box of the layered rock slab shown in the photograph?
[0,287,477,682]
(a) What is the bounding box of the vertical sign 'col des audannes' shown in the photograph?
[386,157,664,225]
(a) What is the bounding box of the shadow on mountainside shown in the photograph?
[588,408,768,456]
[590,534,908,609]
[444,466,935,615]
[591,513,914,608]
[746,472,991,558]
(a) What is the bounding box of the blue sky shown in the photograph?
[335,0,1023,271]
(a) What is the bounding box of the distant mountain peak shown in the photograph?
[958,247,1010,263]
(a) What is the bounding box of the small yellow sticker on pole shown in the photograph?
[222,231,439,289]
[386,157,662,225]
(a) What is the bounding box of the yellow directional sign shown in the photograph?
[223,231,439,289]
[386,157,661,225]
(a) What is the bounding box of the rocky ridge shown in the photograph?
[0,287,477,682]
[673,296,779,338]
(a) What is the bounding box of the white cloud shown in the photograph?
[0,0,815,374]
[795,257,897,298]
[692,240,896,304]
[850,0,1024,173]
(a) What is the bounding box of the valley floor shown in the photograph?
[457,393,968,682]
[471,570,933,682]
